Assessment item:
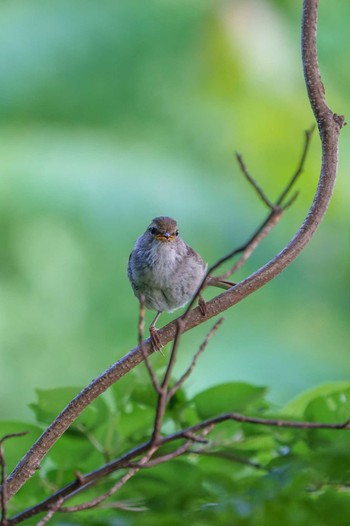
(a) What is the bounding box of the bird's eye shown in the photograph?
[150,227,158,235]
[175,230,179,236]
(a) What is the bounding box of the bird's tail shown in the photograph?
[206,276,236,290]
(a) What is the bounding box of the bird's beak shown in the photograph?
[155,232,174,242]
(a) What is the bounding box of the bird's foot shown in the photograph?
[150,326,164,355]
[198,294,208,316]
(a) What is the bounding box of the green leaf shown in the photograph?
[116,404,154,445]
[192,382,268,419]
[110,372,139,411]
[304,388,350,423]
[131,382,158,408]
[283,381,350,417]
[127,458,204,508]
[302,388,350,447]
[308,448,350,484]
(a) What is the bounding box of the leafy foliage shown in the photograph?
[3,378,350,525]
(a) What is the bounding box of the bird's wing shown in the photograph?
[127,251,134,280]
[185,244,206,269]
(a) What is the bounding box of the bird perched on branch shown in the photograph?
[127,216,234,351]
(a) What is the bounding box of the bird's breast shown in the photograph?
[129,239,206,312]
[145,243,180,285]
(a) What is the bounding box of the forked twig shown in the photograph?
[216,210,283,279]
[59,447,157,513]
[128,440,194,469]
[202,125,314,284]
[36,498,64,526]
[236,153,278,211]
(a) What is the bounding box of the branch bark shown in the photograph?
[5,0,345,502]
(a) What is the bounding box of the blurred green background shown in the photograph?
[0,0,349,422]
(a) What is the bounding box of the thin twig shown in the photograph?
[236,153,278,210]
[161,319,186,392]
[36,498,64,526]
[182,432,209,444]
[177,412,350,433]
[0,433,27,526]
[276,126,315,206]
[138,296,161,394]
[59,447,157,513]
[98,499,147,512]
[132,427,214,470]
[215,210,283,280]
[147,427,214,468]
[282,190,300,209]
[130,440,194,469]
[189,124,312,288]
[168,318,224,400]
[100,499,148,513]
[215,125,313,281]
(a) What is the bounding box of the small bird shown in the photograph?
[127,216,234,351]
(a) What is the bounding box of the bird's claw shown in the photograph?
[198,295,208,316]
[150,326,164,355]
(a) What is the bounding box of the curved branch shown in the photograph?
[6,0,344,501]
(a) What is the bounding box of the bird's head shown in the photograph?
[147,216,179,243]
